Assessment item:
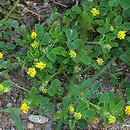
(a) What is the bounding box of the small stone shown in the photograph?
[27,122,34,130]
[0,101,2,106]
[11,127,16,130]
[6,103,12,107]
[28,115,49,124]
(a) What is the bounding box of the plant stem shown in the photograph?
[12,81,30,93]
[3,0,20,21]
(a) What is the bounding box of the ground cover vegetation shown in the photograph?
[0,0,130,130]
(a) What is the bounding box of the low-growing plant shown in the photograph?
[0,0,130,130]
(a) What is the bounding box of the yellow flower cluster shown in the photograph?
[91,8,100,16]
[20,103,29,114]
[69,50,76,58]
[0,52,3,59]
[117,31,126,40]
[97,58,104,65]
[31,31,37,39]
[35,62,46,70]
[74,112,82,120]
[0,84,3,91]
[27,67,36,77]
[125,106,130,115]
[68,105,74,113]
[31,41,39,49]
[108,116,116,124]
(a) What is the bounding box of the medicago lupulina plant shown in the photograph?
[0,0,130,130]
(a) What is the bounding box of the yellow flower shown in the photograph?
[27,67,36,77]
[117,31,126,40]
[0,52,3,59]
[31,41,39,49]
[97,58,104,65]
[91,8,100,16]
[68,105,74,113]
[69,50,76,58]
[0,84,3,91]
[125,106,130,115]
[35,62,46,70]
[31,31,37,39]
[108,116,116,124]
[20,103,29,114]
[74,112,82,120]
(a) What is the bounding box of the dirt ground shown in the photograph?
[0,0,130,130]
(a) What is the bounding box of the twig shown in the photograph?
[18,4,41,20]
[45,113,57,122]
[3,0,20,21]
[52,0,68,8]
[12,81,30,93]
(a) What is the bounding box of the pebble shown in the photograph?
[6,102,12,107]
[28,115,49,124]
[27,122,34,130]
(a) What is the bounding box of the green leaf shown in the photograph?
[62,58,70,64]
[120,0,130,10]
[100,92,110,103]
[48,87,55,96]
[117,116,124,124]
[6,43,16,50]
[114,15,122,25]
[114,101,124,111]
[27,51,34,60]
[95,20,105,26]
[73,39,83,49]
[1,80,12,92]
[48,79,62,96]
[81,11,92,31]
[1,60,10,69]
[66,41,75,50]
[120,48,130,66]
[54,112,62,119]
[50,13,61,21]
[0,42,5,49]
[110,42,119,47]
[61,51,68,57]
[0,108,24,130]
[69,120,75,130]
[51,79,61,89]
[82,109,95,119]
[72,6,82,14]
[35,24,44,40]
[126,88,130,101]
[121,22,130,30]
[46,52,57,62]
[79,55,91,65]
[76,100,87,111]
[77,119,88,129]
[97,27,106,34]
[65,29,78,41]
[51,46,65,55]
[109,0,119,7]
[42,34,52,44]
[92,81,102,92]
[80,80,91,89]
